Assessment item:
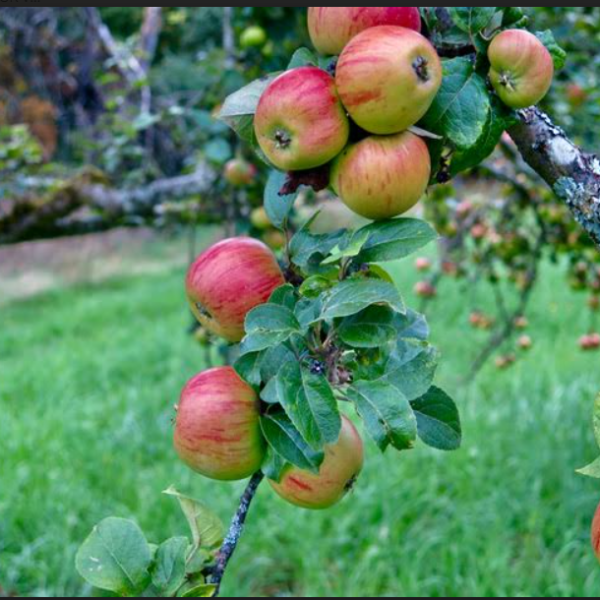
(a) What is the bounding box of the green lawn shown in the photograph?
[1,239,600,597]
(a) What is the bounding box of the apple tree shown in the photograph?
[76,7,600,597]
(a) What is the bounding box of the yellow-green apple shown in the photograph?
[593,500,600,562]
[186,237,285,343]
[240,25,267,49]
[224,159,257,187]
[488,30,554,109]
[174,367,266,481]
[331,131,431,220]
[250,207,271,230]
[336,26,442,135]
[308,7,421,56]
[254,67,350,171]
[262,230,287,251]
[269,415,364,510]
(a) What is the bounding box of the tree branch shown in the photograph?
[509,107,600,248]
[211,472,264,596]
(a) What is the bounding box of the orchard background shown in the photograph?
[1,6,600,597]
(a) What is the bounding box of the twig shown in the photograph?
[211,472,265,596]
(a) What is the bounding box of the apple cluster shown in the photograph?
[175,236,363,509]
[254,7,438,221]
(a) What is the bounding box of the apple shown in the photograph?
[518,335,533,351]
[224,159,257,187]
[415,257,432,272]
[174,367,266,481]
[308,7,421,56]
[514,316,529,330]
[566,83,588,108]
[495,354,516,370]
[263,230,287,251]
[240,25,267,49]
[331,131,431,220]
[336,26,442,135]
[269,416,364,510]
[588,296,600,312]
[414,281,437,299]
[579,334,600,351]
[488,30,554,109]
[186,237,285,343]
[592,500,600,563]
[250,207,271,230]
[255,67,350,171]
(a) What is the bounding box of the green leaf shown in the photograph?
[594,394,600,449]
[241,304,301,354]
[180,583,217,597]
[355,219,438,264]
[320,279,405,321]
[268,284,298,311]
[535,30,567,70]
[294,297,324,330]
[337,306,398,349]
[288,47,318,69]
[347,381,417,452]
[322,230,370,265]
[163,487,224,550]
[421,57,490,150]
[383,342,439,401]
[262,446,289,483]
[75,517,152,596]
[264,170,298,230]
[261,361,341,451]
[203,138,232,165]
[233,352,262,387]
[397,309,430,342]
[151,537,189,597]
[218,74,278,149]
[289,217,350,271]
[449,7,497,35]
[576,456,600,480]
[411,386,462,451]
[261,412,325,473]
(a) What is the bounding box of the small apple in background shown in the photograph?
[592,500,600,563]
[456,201,474,219]
[268,416,364,510]
[469,311,484,328]
[224,158,257,187]
[308,7,421,56]
[263,230,287,251]
[518,335,533,351]
[250,207,271,230]
[566,83,588,108]
[186,237,285,343]
[488,29,554,109]
[254,66,349,171]
[415,257,432,272]
[240,25,267,49]
[470,223,488,240]
[414,281,437,299]
[580,333,600,351]
[495,354,516,370]
[514,316,529,330]
[331,131,431,220]
[336,26,442,135]
[588,295,600,312]
[174,367,266,481]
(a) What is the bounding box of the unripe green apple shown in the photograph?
[336,26,442,135]
[186,237,285,343]
[174,367,266,481]
[255,67,350,171]
[308,7,421,56]
[224,159,257,187]
[269,415,364,510]
[262,230,287,251]
[331,131,431,220]
[488,30,554,109]
[250,207,271,230]
[593,500,600,563]
[240,25,267,49]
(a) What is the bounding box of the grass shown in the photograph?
[1,237,600,597]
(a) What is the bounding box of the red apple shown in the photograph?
[308,7,421,56]
[269,415,364,510]
[224,159,257,187]
[254,67,350,171]
[186,237,285,343]
[414,281,437,299]
[331,131,431,220]
[174,367,266,481]
[489,30,554,109]
[592,500,600,563]
[415,257,432,272]
[336,26,442,135]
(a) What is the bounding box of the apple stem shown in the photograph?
[211,471,265,596]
